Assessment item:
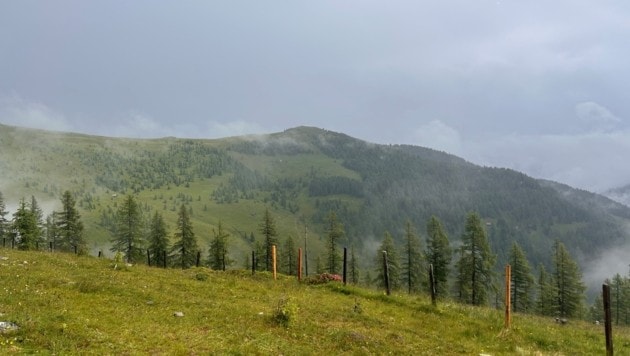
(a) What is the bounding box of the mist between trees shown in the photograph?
[3,189,623,323]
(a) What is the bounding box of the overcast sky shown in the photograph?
[2,1,630,192]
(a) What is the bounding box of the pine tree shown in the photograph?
[111,195,144,263]
[402,220,424,293]
[374,231,401,290]
[509,241,534,313]
[44,214,58,249]
[610,273,625,325]
[148,211,169,267]
[208,221,230,271]
[281,235,296,275]
[0,191,9,241]
[326,211,344,274]
[12,198,39,250]
[536,263,557,316]
[259,209,278,272]
[552,240,585,318]
[29,196,44,245]
[55,191,86,254]
[171,204,198,269]
[425,215,451,298]
[455,212,496,306]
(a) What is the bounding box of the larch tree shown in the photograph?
[509,241,535,313]
[402,220,424,294]
[374,231,401,290]
[259,208,278,272]
[326,211,345,274]
[0,191,9,241]
[455,212,496,306]
[111,195,145,263]
[148,210,169,267]
[349,245,360,285]
[208,221,231,271]
[12,198,39,250]
[280,235,296,275]
[536,263,557,317]
[425,215,451,298]
[171,204,199,269]
[55,191,86,254]
[552,240,586,318]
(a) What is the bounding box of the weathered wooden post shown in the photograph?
[98,250,102,258]
[429,263,437,306]
[2,238,5,248]
[382,250,391,296]
[252,251,256,275]
[297,248,303,281]
[272,245,277,280]
[74,245,77,255]
[603,284,613,356]
[49,241,53,252]
[196,251,201,267]
[147,250,151,266]
[505,264,512,329]
[343,247,348,285]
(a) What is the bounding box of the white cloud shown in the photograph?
[412,120,463,155]
[575,101,622,131]
[0,95,72,132]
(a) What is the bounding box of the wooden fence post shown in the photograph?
[252,251,256,275]
[603,284,613,356]
[49,241,53,252]
[272,245,277,280]
[382,251,391,296]
[505,264,512,329]
[147,250,151,266]
[196,251,201,268]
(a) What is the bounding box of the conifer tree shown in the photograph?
[402,220,424,293]
[280,235,296,275]
[611,273,625,325]
[44,214,58,249]
[425,215,451,298]
[552,240,586,318]
[259,208,278,272]
[509,241,534,313]
[0,191,8,241]
[148,211,169,267]
[55,191,86,254]
[536,263,557,316]
[111,195,144,263]
[171,204,198,269]
[208,221,230,271]
[455,212,496,306]
[326,211,344,274]
[29,196,44,238]
[12,198,39,250]
[374,231,401,290]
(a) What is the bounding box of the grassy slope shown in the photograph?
[0,249,628,355]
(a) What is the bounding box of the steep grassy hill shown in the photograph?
[0,249,628,354]
[0,123,628,272]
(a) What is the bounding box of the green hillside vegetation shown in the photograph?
[0,249,628,354]
[1,124,629,290]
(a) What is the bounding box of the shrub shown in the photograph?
[272,296,297,328]
[304,273,342,285]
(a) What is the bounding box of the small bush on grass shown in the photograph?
[304,273,342,285]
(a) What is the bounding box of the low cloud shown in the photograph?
[412,120,463,156]
[575,101,621,131]
[0,95,72,132]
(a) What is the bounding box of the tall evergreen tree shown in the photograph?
[55,191,85,254]
[44,213,58,249]
[326,211,344,274]
[29,195,44,240]
[374,231,401,290]
[147,211,169,267]
[12,198,39,250]
[259,208,278,272]
[280,235,296,275]
[455,212,496,306]
[536,263,557,316]
[509,241,535,313]
[0,191,8,241]
[611,273,625,325]
[552,240,586,318]
[402,220,424,293]
[111,195,144,263]
[208,221,231,271]
[171,204,198,269]
[425,216,451,298]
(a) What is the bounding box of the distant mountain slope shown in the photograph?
[1,123,629,271]
[604,184,630,207]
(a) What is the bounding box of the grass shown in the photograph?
[0,249,628,354]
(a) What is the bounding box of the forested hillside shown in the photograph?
[1,123,628,274]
